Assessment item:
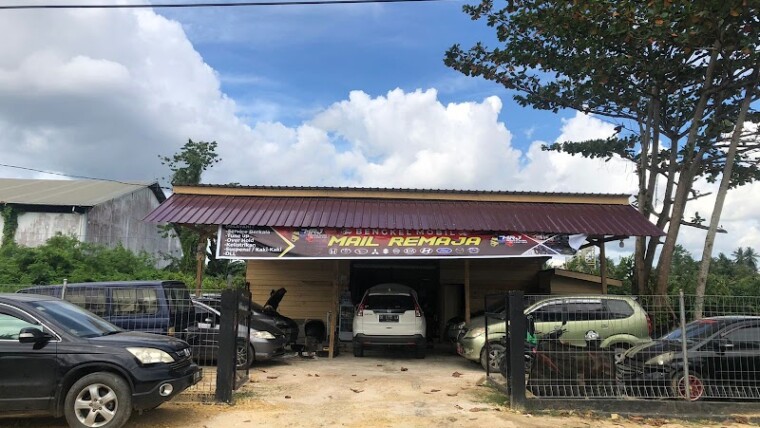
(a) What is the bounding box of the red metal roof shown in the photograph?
[145,194,664,236]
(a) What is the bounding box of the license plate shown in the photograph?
[194,369,203,383]
[379,314,399,322]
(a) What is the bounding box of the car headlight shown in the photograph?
[644,352,675,366]
[251,330,276,340]
[127,347,175,364]
[465,327,485,338]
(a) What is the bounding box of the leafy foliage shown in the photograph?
[158,139,222,275]
[562,245,760,297]
[0,235,242,292]
[446,0,760,296]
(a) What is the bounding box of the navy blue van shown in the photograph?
[17,281,195,335]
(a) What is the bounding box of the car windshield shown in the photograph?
[33,299,121,338]
[662,319,723,342]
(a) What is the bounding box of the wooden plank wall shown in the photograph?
[247,260,339,321]
[440,258,545,312]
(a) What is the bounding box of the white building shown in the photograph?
[0,178,181,267]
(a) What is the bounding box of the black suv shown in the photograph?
[0,293,202,428]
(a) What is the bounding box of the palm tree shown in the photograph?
[743,247,758,272]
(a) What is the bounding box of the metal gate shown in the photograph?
[215,288,251,402]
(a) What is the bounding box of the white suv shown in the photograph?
[352,283,426,359]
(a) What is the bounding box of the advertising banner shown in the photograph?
[216,226,585,260]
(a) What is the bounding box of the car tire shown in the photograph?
[480,342,506,372]
[671,371,706,401]
[353,343,363,357]
[64,372,132,428]
[415,345,426,359]
[236,341,254,369]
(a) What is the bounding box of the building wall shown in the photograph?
[247,259,344,323]
[0,188,180,268]
[246,257,545,323]
[6,212,86,247]
[86,187,181,268]
[440,258,546,312]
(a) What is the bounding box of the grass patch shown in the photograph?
[472,385,509,407]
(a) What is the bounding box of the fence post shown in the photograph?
[216,289,237,403]
[679,290,690,401]
[508,290,526,410]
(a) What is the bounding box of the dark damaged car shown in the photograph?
[0,293,202,428]
[617,316,760,401]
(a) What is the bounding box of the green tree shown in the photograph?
[445,1,760,296]
[158,140,221,274]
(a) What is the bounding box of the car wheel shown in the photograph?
[480,342,506,372]
[236,341,254,369]
[64,372,132,428]
[353,343,363,357]
[671,371,706,401]
[415,345,426,359]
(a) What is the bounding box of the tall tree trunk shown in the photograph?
[694,67,758,319]
[654,44,721,296]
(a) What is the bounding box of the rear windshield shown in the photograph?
[363,294,416,311]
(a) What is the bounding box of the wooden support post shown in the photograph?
[599,238,608,294]
[464,260,471,323]
[328,261,339,358]
[195,234,206,297]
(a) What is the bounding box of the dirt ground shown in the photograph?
[2,346,759,428]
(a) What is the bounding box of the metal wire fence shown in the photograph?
[0,282,282,401]
[481,293,760,402]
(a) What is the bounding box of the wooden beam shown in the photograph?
[328,261,339,359]
[464,260,471,323]
[599,239,608,294]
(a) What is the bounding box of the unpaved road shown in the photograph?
[2,346,758,428]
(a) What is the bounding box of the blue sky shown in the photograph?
[0,3,757,259]
[160,2,565,146]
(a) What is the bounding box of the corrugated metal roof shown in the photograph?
[145,194,665,236]
[0,178,163,207]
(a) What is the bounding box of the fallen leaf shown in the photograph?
[452,371,463,377]
[243,421,250,423]
[350,388,364,393]
[401,367,408,371]
[430,389,440,392]
[446,392,458,397]
[351,374,357,377]
[314,374,320,377]
[423,392,431,395]
[284,395,291,399]
[267,376,278,379]
[455,405,464,410]
[307,374,312,377]
[377,364,383,367]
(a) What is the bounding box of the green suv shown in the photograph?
[456,295,652,372]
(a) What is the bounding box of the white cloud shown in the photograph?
[1,7,756,262]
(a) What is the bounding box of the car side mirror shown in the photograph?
[18,327,51,344]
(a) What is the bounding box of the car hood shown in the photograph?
[621,339,684,364]
[88,331,189,352]
[250,318,285,336]
[462,314,506,334]
[265,288,286,311]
